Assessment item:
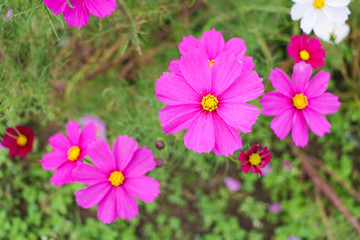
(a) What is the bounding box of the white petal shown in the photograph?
[326,0,350,7]
[313,10,333,39]
[291,2,313,20]
[300,8,317,34]
[334,23,350,43]
[324,6,350,24]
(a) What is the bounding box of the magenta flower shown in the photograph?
[5,9,13,21]
[40,121,97,186]
[73,136,160,223]
[79,114,108,141]
[169,28,256,78]
[1,126,34,158]
[283,160,292,170]
[224,177,241,192]
[268,203,282,213]
[287,34,326,69]
[44,0,117,28]
[239,145,271,175]
[259,62,341,147]
[156,49,263,156]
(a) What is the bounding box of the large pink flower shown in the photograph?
[44,0,117,28]
[41,121,97,186]
[156,48,263,156]
[73,136,160,223]
[287,34,326,69]
[259,62,341,147]
[169,28,255,77]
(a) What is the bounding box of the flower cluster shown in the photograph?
[45,0,117,28]
[156,29,264,156]
[290,0,351,42]
[40,120,160,224]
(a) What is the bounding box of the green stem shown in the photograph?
[228,155,239,165]
[4,130,18,139]
[11,0,43,18]
[45,7,60,40]
[66,0,75,8]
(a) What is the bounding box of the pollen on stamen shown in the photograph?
[68,146,81,161]
[292,93,308,110]
[208,59,214,68]
[299,50,310,61]
[16,135,28,146]
[249,153,262,166]
[201,94,218,112]
[313,0,325,9]
[109,171,125,187]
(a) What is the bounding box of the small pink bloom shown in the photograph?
[268,203,282,213]
[156,43,263,156]
[262,165,273,176]
[79,114,107,141]
[1,126,34,158]
[287,34,326,69]
[283,160,292,170]
[73,136,160,223]
[40,121,97,186]
[259,62,341,147]
[239,145,271,175]
[44,0,117,28]
[288,237,301,240]
[5,9,13,21]
[224,177,241,192]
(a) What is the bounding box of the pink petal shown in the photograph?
[270,108,296,140]
[63,1,90,28]
[287,45,299,59]
[74,182,111,209]
[97,189,118,224]
[116,187,139,220]
[292,62,312,93]
[251,165,262,175]
[87,140,116,174]
[239,151,249,162]
[184,111,215,153]
[49,133,71,151]
[200,28,225,60]
[304,70,330,98]
[211,51,243,96]
[223,37,247,58]
[124,176,160,202]
[155,72,201,105]
[212,112,242,156]
[308,93,341,114]
[50,161,76,186]
[303,108,330,137]
[112,135,138,171]
[248,145,260,154]
[220,70,263,103]
[44,0,67,15]
[123,146,156,177]
[79,122,97,149]
[178,35,201,55]
[41,151,68,171]
[217,101,260,133]
[73,162,108,185]
[168,60,184,78]
[159,104,200,134]
[259,92,292,116]
[66,121,80,145]
[269,68,294,98]
[241,162,251,174]
[85,0,117,18]
[224,177,241,192]
[291,111,309,147]
[241,56,255,71]
[180,49,211,94]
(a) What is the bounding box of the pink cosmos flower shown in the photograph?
[259,62,341,147]
[1,126,34,158]
[79,114,108,141]
[73,136,160,223]
[239,145,271,175]
[5,9,13,21]
[44,0,117,28]
[287,34,326,69]
[156,49,263,156]
[169,28,255,78]
[40,121,97,186]
[268,203,282,213]
[224,177,241,192]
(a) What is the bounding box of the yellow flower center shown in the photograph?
[208,59,214,68]
[292,94,308,110]
[314,0,325,9]
[67,146,81,161]
[109,171,125,187]
[249,153,261,166]
[201,94,218,112]
[16,135,28,146]
[299,50,310,61]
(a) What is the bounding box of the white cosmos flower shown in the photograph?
[291,0,351,40]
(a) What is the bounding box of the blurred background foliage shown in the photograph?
[0,0,360,239]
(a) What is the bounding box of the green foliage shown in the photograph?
[0,0,360,239]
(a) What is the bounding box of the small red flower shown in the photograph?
[287,34,326,69]
[1,126,34,157]
[239,144,271,175]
